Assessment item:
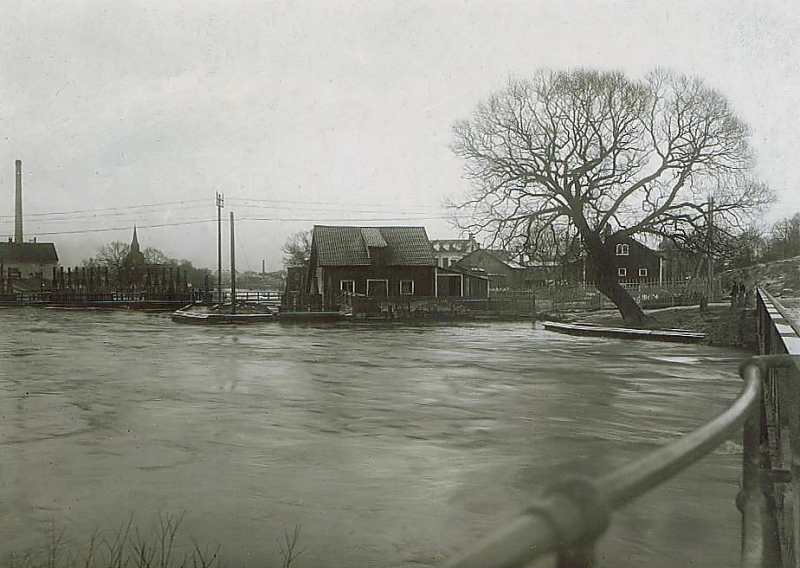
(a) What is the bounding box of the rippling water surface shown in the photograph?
[0,308,745,567]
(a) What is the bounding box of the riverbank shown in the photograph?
[556,303,754,349]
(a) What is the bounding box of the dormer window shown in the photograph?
[615,243,630,256]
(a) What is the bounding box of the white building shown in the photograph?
[430,236,479,268]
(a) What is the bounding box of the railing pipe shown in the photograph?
[443,477,609,568]
[445,373,762,568]
[443,352,800,568]
[740,361,767,568]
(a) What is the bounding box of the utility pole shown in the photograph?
[708,197,715,299]
[216,192,224,304]
[700,196,714,311]
[230,211,236,315]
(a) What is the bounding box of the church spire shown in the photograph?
[130,225,141,255]
[124,225,145,269]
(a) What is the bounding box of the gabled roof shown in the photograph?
[313,226,371,266]
[379,227,436,266]
[0,242,59,263]
[361,227,388,248]
[438,265,490,280]
[605,234,662,256]
[312,225,436,267]
[483,249,526,269]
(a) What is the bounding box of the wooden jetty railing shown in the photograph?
[442,288,800,568]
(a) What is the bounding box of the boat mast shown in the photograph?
[230,211,236,315]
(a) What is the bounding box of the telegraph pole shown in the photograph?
[708,197,714,284]
[705,196,715,308]
[216,192,224,304]
[230,211,236,315]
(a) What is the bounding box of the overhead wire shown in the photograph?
[3,196,453,238]
[24,198,209,218]
[21,219,215,236]
[227,197,443,209]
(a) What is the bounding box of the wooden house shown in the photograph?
[585,235,663,284]
[307,225,438,299]
[305,225,489,302]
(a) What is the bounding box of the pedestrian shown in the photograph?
[740,281,749,308]
[730,280,739,308]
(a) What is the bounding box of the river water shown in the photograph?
[0,308,745,567]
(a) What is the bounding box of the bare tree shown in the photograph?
[764,213,800,261]
[142,247,168,266]
[451,69,774,324]
[282,230,312,268]
[93,241,130,273]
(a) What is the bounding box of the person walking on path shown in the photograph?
[741,281,752,308]
[730,280,740,308]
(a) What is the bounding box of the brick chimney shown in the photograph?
[14,159,23,244]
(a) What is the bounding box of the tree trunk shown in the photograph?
[584,234,647,326]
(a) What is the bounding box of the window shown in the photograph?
[399,280,414,295]
[638,268,648,277]
[366,279,388,297]
[615,243,630,256]
[442,257,450,268]
[618,267,627,277]
[340,280,355,294]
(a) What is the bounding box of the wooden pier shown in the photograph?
[543,321,706,344]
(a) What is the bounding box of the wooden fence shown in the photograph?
[493,278,728,312]
[279,279,730,317]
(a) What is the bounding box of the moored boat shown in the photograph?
[171,303,275,324]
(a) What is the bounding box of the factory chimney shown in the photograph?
[14,159,23,244]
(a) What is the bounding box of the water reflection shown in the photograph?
[0,309,743,567]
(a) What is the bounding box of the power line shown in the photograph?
[26,219,215,236]
[24,198,209,218]
[239,215,450,222]
[15,197,447,223]
[227,197,444,209]
[224,203,447,215]
[5,213,452,237]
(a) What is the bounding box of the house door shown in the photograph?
[437,275,462,297]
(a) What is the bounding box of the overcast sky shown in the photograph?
[1,0,798,271]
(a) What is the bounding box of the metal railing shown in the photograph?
[442,288,800,568]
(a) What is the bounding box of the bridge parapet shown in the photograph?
[755,290,800,568]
